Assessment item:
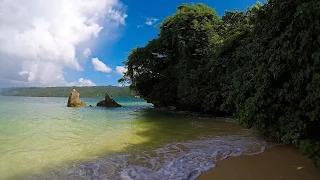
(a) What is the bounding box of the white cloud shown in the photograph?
[70,78,96,86]
[67,78,96,87]
[83,48,91,58]
[92,58,112,73]
[145,17,158,26]
[115,66,127,75]
[0,0,127,87]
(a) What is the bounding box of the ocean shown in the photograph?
[0,96,267,180]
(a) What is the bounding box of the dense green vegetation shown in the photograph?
[119,0,320,166]
[0,86,134,98]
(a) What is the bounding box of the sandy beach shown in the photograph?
[198,145,320,180]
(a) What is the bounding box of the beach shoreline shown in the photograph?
[198,145,320,180]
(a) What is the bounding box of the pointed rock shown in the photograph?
[97,94,121,107]
[67,89,86,107]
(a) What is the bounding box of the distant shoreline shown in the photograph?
[0,95,136,98]
[0,86,135,98]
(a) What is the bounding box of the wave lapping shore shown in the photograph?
[34,135,268,180]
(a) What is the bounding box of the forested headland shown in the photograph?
[119,0,320,166]
[0,86,134,98]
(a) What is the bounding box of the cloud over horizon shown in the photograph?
[0,0,127,87]
[92,58,112,73]
[70,78,96,87]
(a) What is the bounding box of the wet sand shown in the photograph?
[198,145,320,180]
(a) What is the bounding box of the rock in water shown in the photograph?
[67,89,86,107]
[97,94,121,107]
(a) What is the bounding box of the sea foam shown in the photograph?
[62,135,268,180]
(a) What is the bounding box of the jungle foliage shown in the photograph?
[119,0,320,166]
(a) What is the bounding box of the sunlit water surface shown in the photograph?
[0,96,268,180]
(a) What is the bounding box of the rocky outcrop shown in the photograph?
[67,89,86,107]
[97,94,121,107]
[168,106,177,111]
[146,98,162,107]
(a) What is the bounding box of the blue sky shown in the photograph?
[0,0,263,87]
[65,0,263,86]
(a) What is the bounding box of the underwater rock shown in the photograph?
[67,89,86,107]
[97,94,121,107]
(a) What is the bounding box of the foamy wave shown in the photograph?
[47,135,268,180]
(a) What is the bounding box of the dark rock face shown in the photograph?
[67,89,86,107]
[168,106,177,111]
[97,94,121,107]
[146,98,162,107]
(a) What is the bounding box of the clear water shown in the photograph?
[0,96,267,180]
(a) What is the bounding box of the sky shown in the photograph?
[0,0,263,87]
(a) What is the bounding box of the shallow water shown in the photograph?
[0,96,267,180]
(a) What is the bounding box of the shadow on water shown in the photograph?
[5,105,251,180]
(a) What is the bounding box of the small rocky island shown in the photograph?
[97,94,121,107]
[67,89,86,107]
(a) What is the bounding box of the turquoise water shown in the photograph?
[0,96,267,180]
